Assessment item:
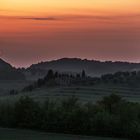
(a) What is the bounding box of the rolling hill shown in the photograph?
[0,58,25,81]
[23,58,140,80]
[1,58,140,101]
[0,58,12,70]
[2,70,140,103]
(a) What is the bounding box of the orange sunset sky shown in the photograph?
[0,0,140,67]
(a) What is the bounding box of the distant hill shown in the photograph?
[0,58,25,81]
[0,58,12,70]
[23,58,140,80]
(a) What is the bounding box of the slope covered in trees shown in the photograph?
[23,58,140,80]
[22,69,140,93]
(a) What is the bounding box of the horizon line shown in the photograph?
[1,57,140,69]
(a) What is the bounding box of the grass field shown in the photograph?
[0,128,127,140]
[0,83,140,103]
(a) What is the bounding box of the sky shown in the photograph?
[0,0,140,67]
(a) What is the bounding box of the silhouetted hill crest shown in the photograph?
[0,58,12,70]
[24,58,140,80]
[0,58,25,80]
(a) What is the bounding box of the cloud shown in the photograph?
[0,13,140,22]
[21,17,56,21]
[0,15,56,21]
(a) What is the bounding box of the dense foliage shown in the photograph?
[0,94,140,139]
[22,70,87,92]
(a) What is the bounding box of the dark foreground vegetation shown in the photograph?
[0,94,140,139]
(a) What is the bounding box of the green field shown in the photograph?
[0,128,127,140]
[1,83,140,103]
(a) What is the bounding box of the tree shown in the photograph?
[98,94,122,113]
[82,70,86,78]
[54,72,58,78]
[9,89,18,95]
[44,69,54,80]
[76,74,80,78]
[37,78,45,87]
[14,96,41,129]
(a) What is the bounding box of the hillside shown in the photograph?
[0,70,139,139]
[0,58,25,81]
[0,58,12,70]
[5,70,139,103]
[24,58,140,80]
[23,70,140,89]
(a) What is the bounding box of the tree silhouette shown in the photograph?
[82,70,86,78]
[44,69,54,80]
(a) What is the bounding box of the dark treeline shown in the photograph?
[22,70,87,92]
[0,94,140,139]
[100,71,140,86]
[22,70,140,93]
[88,71,140,87]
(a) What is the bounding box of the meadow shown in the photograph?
[1,83,140,103]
